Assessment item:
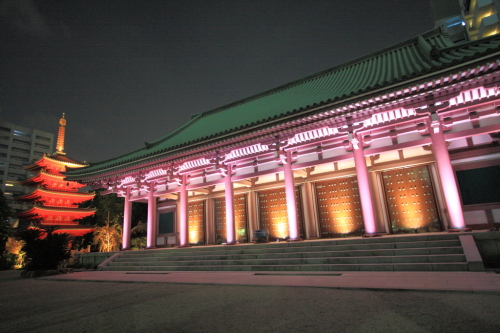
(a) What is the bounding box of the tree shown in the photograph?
[0,190,15,255]
[19,227,72,271]
[93,216,122,252]
[80,190,147,227]
[80,190,124,227]
[71,232,94,251]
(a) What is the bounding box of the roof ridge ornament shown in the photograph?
[417,35,441,61]
[56,113,67,155]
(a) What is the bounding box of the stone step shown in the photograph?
[102,262,469,272]
[106,254,466,267]
[118,240,462,258]
[113,247,464,263]
[118,234,461,256]
[98,234,474,273]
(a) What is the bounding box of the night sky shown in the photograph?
[0,0,433,163]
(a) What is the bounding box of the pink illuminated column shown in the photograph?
[283,150,301,241]
[224,164,236,244]
[351,135,378,235]
[429,120,466,229]
[146,182,157,248]
[178,174,190,247]
[122,187,132,250]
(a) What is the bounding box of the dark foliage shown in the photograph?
[0,252,17,270]
[79,190,147,227]
[19,228,72,270]
[71,232,94,251]
[0,190,15,254]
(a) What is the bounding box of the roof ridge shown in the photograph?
[102,29,445,168]
[66,29,500,178]
[192,28,444,120]
[86,146,146,167]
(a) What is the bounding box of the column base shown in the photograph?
[362,233,383,238]
[223,241,237,246]
[448,227,472,233]
[146,246,157,249]
[287,237,303,242]
[177,244,192,248]
[121,248,131,251]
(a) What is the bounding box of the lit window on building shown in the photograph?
[11,148,29,154]
[35,143,49,149]
[13,130,30,138]
[13,139,30,146]
[35,135,51,142]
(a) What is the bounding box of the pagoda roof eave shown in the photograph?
[15,193,42,202]
[24,164,42,172]
[27,225,96,236]
[45,153,88,167]
[31,225,96,230]
[28,187,94,197]
[27,154,88,170]
[15,188,95,202]
[33,206,96,213]
[20,170,87,189]
[18,206,96,218]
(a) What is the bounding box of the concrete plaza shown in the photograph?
[1,269,500,332]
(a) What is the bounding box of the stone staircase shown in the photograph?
[100,233,484,272]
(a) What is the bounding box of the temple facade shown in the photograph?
[65,28,500,249]
[17,114,96,236]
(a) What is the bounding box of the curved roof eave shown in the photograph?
[66,29,500,179]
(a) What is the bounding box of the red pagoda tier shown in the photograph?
[16,114,96,236]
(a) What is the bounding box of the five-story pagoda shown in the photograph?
[16,114,96,236]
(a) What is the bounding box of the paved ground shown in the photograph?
[1,270,500,333]
[43,269,500,292]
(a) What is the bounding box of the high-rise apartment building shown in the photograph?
[0,120,55,211]
[431,0,500,42]
[462,0,500,39]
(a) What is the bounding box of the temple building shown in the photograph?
[16,114,96,236]
[65,27,500,249]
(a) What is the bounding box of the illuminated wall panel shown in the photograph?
[382,165,442,233]
[214,194,248,244]
[188,201,205,244]
[315,177,364,238]
[258,187,304,241]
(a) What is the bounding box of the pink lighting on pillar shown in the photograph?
[351,134,378,235]
[122,187,132,250]
[146,182,157,248]
[224,164,236,245]
[429,119,467,229]
[283,150,301,241]
[179,173,190,247]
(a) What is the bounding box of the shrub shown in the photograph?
[131,236,146,250]
[0,252,17,270]
[93,220,122,252]
[19,228,72,271]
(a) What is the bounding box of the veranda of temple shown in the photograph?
[65,28,500,249]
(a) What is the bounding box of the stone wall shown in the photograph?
[473,232,500,268]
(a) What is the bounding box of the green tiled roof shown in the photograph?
[67,28,500,178]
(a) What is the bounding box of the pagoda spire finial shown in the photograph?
[56,113,66,155]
